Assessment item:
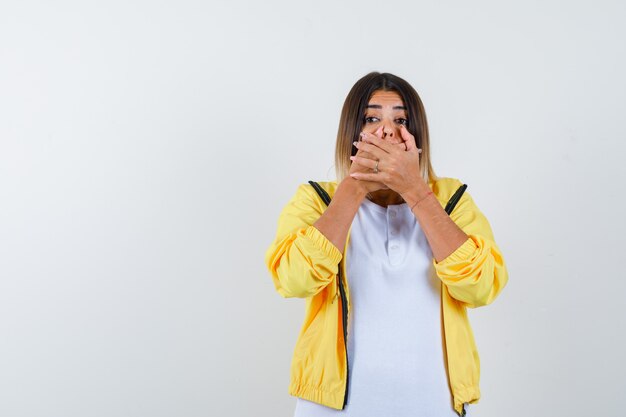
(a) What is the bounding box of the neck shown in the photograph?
[367,189,405,207]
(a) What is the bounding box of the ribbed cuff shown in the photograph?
[303,225,343,265]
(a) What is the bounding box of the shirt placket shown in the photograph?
[387,207,404,266]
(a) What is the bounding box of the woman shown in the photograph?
[264,72,508,417]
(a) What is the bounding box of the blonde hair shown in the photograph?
[335,72,438,184]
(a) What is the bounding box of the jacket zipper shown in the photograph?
[441,289,465,417]
[337,268,349,409]
[308,180,350,408]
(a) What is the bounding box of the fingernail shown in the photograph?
[353,141,359,146]
[359,132,366,137]
[350,156,355,160]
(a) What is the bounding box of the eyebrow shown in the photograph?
[365,104,407,110]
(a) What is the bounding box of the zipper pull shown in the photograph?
[331,288,339,304]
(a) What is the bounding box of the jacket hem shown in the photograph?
[288,382,344,410]
[453,386,481,415]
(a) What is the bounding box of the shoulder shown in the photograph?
[282,180,339,216]
[293,180,339,202]
[429,176,467,203]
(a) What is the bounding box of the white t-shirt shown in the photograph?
[294,198,469,417]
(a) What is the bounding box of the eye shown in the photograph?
[396,118,408,126]
[364,116,380,124]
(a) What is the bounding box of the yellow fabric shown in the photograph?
[264,177,509,415]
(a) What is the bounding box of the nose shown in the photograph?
[381,123,399,142]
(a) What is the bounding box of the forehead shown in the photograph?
[367,90,404,107]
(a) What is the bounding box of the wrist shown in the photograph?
[340,176,368,201]
[402,181,433,209]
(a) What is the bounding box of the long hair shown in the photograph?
[335,72,438,184]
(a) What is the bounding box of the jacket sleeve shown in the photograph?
[264,184,343,298]
[432,182,509,308]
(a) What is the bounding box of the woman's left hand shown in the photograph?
[349,124,424,196]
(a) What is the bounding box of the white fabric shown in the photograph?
[294,198,469,417]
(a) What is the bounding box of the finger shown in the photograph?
[353,140,385,159]
[359,132,396,154]
[400,124,418,152]
[349,172,384,181]
[349,155,378,170]
[358,127,383,143]
[355,149,378,160]
[392,141,408,151]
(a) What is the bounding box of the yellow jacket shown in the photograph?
[264,177,508,416]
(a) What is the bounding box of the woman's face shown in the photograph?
[361,90,408,145]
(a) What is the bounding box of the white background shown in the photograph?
[1,0,624,416]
